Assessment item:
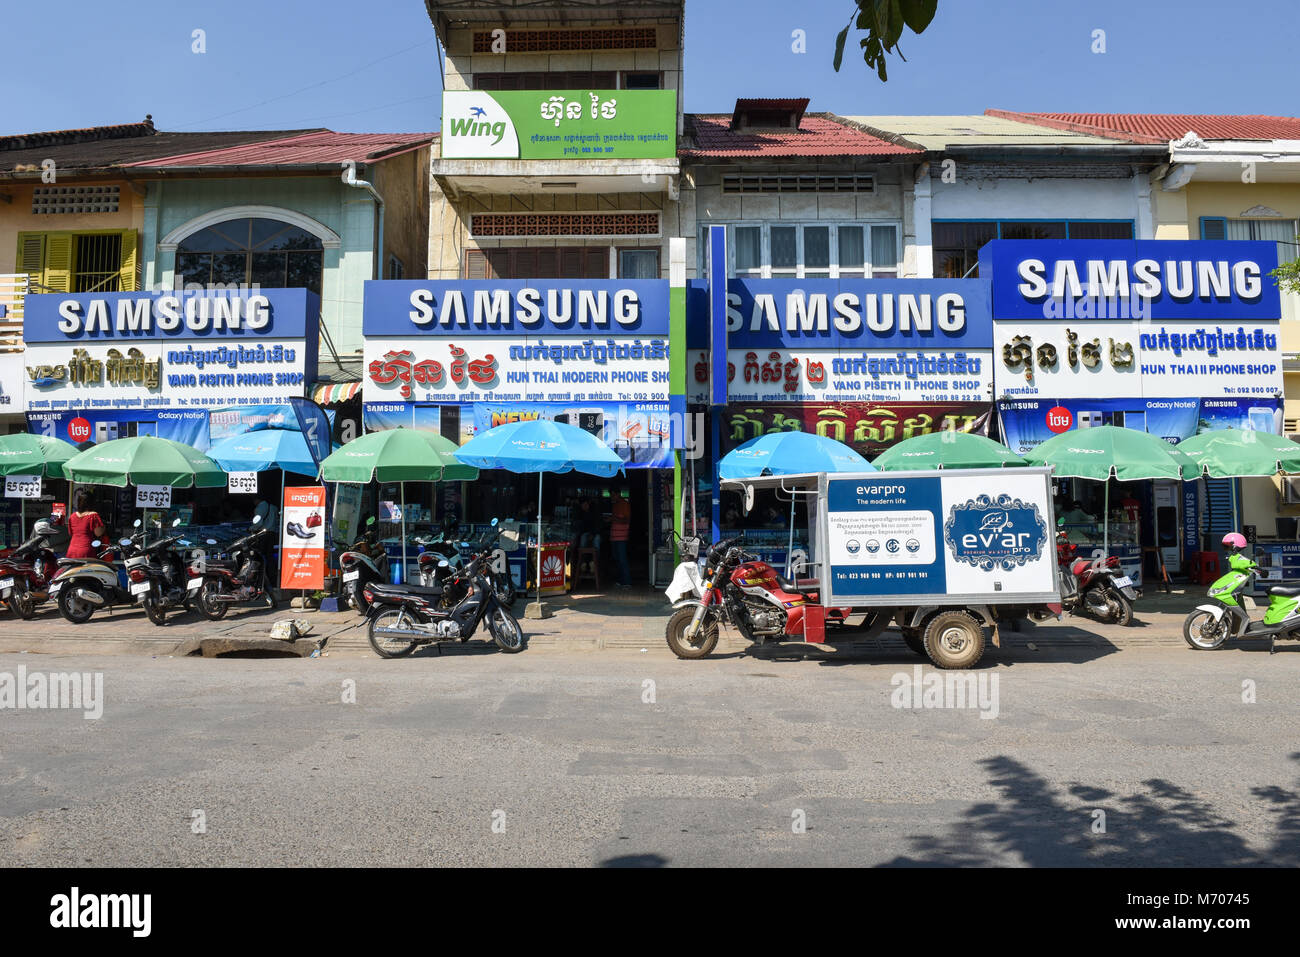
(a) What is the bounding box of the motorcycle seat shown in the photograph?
[1268,585,1300,597]
[369,583,444,599]
[57,557,111,567]
[775,574,821,596]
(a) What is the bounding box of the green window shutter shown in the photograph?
[16,233,45,284]
[118,229,139,291]
[43,232,73,292]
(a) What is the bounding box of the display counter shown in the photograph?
[1057,522,1143,588]
[1251,541,1299,593]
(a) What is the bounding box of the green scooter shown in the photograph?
[1183,532,1300,654]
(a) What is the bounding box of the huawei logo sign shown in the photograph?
[542,555,564,576]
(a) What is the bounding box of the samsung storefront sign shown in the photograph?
[21,289,319,411]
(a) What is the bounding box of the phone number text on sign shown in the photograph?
[135,485,172,509]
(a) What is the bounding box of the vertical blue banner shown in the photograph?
[707,225,728,407]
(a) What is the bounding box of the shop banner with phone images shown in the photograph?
[362,280,670,404]
[997,396,1283,455]
[280,486,326,590]
[25,408,210,450]
[687,278,992,404]
[473,401,675,469]
[723,402,992,461]
[209,404,334,443]
[20,289,320,411]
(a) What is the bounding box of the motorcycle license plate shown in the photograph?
[130,581,151,596]
[187,577,203,592]
[342,570,359,582]
[1113,576,1133,589]
[0,577,13,592]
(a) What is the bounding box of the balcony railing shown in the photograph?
[0,273,29,353]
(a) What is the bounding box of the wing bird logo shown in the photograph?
[470,106,488,118]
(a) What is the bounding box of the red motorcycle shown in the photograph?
[1056,531,1139,625]
[0,516,65,619]
[664,537,869,659]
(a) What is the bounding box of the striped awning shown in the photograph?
[311,380,362,405]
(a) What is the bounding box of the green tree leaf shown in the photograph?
[834,0,938,78]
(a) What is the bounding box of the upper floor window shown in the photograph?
[475,71,616,90]
[176,217,323,293]
[707,222,899,279]
[465,246,609,280]
[933,219,1134,278]
[1201,216,1300,266]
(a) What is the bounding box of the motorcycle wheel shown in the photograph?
[665,606,719,659]
[58,583,97,624]
[1110,592,1134,627]
[1183,610,1228,650]
[901,628,928,657]
[922,610,986,670]
[348,581,369,615]
[494,574,517,609]
[368,608,419,658]
[195,580,229,621]
[142,592,167,626]
[489,607,525,653]
[9,582,36,620]
[263,573,278,610]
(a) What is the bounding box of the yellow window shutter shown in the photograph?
[16,233,46,284]
[43,232,73,292]
[118,229,139,291]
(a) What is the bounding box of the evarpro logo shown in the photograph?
[442,92,520,159]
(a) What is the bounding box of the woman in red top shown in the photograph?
[65,489,106,559]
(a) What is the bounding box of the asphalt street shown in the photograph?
[1,642,1297,867]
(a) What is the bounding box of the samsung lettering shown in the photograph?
[1015,258,1262,303]
[408,287,643,328]
[727,291,967,335]
[55,296,271,336]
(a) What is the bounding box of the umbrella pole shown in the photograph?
[526,471,551,620]
[1103,478,1110,556]
[786,492,796,577]
[401,481,407,585]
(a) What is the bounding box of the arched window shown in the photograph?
[176,217,323,293]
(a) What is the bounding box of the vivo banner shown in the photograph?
[21,289,319,411]
[686,278,992,404]
[362,280,670,404]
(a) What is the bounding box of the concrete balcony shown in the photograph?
[432,156,680,197]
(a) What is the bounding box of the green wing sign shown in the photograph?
[441,90,676,160]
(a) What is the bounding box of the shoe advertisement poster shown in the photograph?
[281,486,326,590]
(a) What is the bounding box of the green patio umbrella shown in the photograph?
[0,433,79,480]
[1024,425,1198,554]
[872,431,1028,471]
[0,433,81,539]
[318,428,480,581]
[1176,427,1300,478]
[63,436,227,488]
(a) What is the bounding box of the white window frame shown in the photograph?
[702,221,903,279]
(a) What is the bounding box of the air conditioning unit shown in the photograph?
[1283,476,1300,505]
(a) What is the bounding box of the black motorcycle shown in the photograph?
[125,518,195,626]
[363,520,525,658]
[190,516,277,620]
[416,524,518,608]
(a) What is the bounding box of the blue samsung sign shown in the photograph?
[979,239,1282,321]
[362,279,669,337]
[22,288,318,342]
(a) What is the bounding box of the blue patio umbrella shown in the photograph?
[456,419,623,615]
[206,428,322,476]
[719,431,873,480]
[720,431,873,575]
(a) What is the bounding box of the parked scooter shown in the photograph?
[126,518,195,626]
[362,519,525,657]
[0,515,65,619]
[1184,532,1300,653]
[190,515,277,620]
[339,517,389,614]
[416,525,518,608]
[1056,530,1138,625]
[49,530,145,624]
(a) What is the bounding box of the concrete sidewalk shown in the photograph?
[0,583,1262,661]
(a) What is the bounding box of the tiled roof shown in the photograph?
[682,113,920,159]
[987,110,1300,144]
[0,121,324,176]
[848,114,1136,149]
[129,130,435,169]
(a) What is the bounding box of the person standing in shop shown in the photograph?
[65,489,106,560]
[610,488,632,588]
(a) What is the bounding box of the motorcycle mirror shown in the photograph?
[438,560,449,568]
[206,539,218,546]
[90,539,101,548]
[118,538,131,547]
[491,517,499,527]
[743,484,755,514]
[172,517,182,527]
[133,518,142,528]
[366,516,376,527]
[252,514,263,525]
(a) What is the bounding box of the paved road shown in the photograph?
[1,640,1297,867]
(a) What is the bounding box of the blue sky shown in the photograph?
[6,0,1298,135]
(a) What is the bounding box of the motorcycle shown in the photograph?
[663,536,874,659]
[416,525,518,608]
[49,530,145,624]
[1184,534,1300,653]
[125,518,195,626]
[1055,531,1138,626]
[362,519,525,658]
[190,516,278,620]
[339,516,389,614]
[0,516,64,619]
